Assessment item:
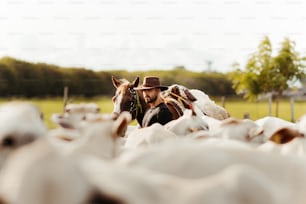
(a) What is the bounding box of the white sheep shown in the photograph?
[164,109,209,136]
[0,139,122,204]
[49,111,132,160]
[51,102,101,129]
[0,101,47,168]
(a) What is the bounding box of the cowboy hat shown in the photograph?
[134,76,168,91]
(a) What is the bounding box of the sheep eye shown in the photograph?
[2,136,15,147]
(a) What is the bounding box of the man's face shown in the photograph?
[142,88,159,104]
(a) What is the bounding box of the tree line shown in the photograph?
[0,57,236,98]
[2,36,303,105]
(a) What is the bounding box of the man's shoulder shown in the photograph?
[157,102,170,110]
[158,103,172,114]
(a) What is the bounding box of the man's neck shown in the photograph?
[149,97,163,108]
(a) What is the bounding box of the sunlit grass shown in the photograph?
[217,98,306,122]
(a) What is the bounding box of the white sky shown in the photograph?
[0,0,306,72]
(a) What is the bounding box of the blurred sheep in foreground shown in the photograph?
[0,101,47,169]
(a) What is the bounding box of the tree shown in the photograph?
[231,36,306,116]
[270,38,305,116]
[231,36,273,100]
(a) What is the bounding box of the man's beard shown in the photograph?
[145,95,157,104]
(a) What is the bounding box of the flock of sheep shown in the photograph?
[0,99,306,204]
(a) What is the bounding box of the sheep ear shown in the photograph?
[269,128,303,144]
[51,113,75,129]
[248,126,264,140]
[112,76,122,88]
[112,112,132,138]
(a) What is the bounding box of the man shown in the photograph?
[134,76,174,127]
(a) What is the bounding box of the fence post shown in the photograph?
[290,97,295,122]
[268,95,272,116]
[63,86,69,112]
[221,96,225,108]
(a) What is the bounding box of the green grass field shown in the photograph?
[224,99,306,122]
[1,96,306,128]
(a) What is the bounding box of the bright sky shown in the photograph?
[0,0,306,72]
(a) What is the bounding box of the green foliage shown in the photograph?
[0,56,235,97]
[231,36,306,100]
[272,38,305,92]
[0,63,12,94]
[230,36,306,117]
[231,36,273,100]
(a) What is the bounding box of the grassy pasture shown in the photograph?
[223,99,306,122]
[1,97,306,128]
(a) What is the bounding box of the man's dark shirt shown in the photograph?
[142,103,173,127]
